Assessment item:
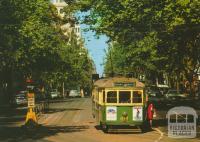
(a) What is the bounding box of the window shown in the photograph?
[107,91,117,103]
[103,91,105,103]
[119,91,131,103]
[132,91,142,103]
[60,8,64,14]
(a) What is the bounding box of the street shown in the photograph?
[0,97,199,142]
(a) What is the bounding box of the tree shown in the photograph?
[71,0,200,92]
[0,0,94,100]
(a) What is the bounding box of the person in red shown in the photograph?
[147,103,154,128]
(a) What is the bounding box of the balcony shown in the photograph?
[51,0,67,7]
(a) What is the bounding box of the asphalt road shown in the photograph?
[0,98,200,142]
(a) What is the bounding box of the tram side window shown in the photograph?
[103,91,105,103]
[107,91,117,103]
[119,91,131,103]
[132,91,142,103]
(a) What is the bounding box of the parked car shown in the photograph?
[49,89,60,99]
[147,90,165,108]
[10,91,28,107]
[157,84,169,95]
[164,89,188,106]
[69,90,81,98]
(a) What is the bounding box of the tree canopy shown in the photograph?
[0,0,94,98]
[69,0,200,91]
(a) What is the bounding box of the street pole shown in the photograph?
[62,82,65,98]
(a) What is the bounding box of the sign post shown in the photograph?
[25,93,37,124]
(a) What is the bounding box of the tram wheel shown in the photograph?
[102,125,109,133]
[99,122,103,129]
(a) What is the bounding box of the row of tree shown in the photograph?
[0,0,94,100]
[68,0,200,94]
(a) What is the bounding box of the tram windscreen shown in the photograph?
[107,91,117,103]
[119,91,131,103]
[132,91,142,103]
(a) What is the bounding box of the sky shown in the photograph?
[49,1,108,75]
[81,27,108,75]
[80,24,108,76]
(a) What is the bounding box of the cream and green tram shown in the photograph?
[92,77,149,132]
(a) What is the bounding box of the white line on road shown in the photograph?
[153,128,164,142]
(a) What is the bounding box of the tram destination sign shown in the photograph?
[114,82,136,87]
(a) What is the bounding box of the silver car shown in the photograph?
[50,90,59,99]
[69,90,81,97]
[165,89,187,105]
[11,91,28,106]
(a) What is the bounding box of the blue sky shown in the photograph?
[81,26,108,75]
[49,1,108,75]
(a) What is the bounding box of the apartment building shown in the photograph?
[51,0,81,41]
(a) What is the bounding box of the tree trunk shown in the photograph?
[176,73,180,93]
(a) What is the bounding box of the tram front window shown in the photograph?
[119,91,131,103]
[107,91,117,103]
[132,91,142,103]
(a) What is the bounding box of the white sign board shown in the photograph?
[27,93,35,107]
[133,106,143,121]
[106,106,117,121]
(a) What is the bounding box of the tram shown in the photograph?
[92,76,150,132]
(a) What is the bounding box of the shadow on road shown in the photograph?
[0,125,89,141]
[46,108,83,114]
[94,125,155,134]
[0,106,27,124]
[153,118,167,127]
[48,98,75,104]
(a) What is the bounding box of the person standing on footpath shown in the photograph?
[147,102,155,128]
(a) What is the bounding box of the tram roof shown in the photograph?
[94,77,145,88]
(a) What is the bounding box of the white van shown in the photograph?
[69,90,81,97]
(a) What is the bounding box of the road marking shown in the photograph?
[153,128,164,142]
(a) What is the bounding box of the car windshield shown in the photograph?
[70,90,78,93]
[15,93,26,98]
[148,91,162,97]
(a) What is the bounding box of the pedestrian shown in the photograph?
[147,102,154,128]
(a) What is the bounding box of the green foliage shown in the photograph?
[0,0,94,95]
[71,0,199,86]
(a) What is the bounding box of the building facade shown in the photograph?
[51,0,81,42]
